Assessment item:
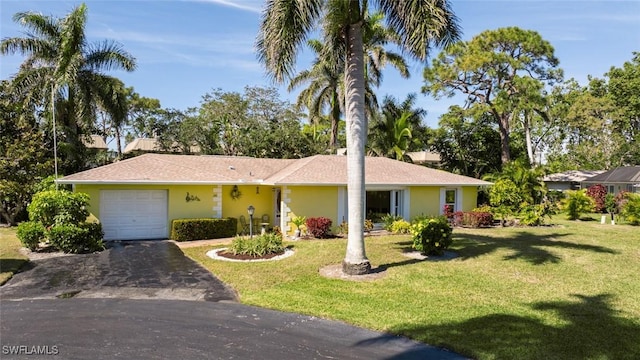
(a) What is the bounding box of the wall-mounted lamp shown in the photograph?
[256,186,260,194]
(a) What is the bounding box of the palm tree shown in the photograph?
[1,4,136,172]
[289,10,411,151]
[257,0,459,275]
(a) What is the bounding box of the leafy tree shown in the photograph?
[605,53,640,165]
[1,4,136,173]
[257,0,460,274]
[429,106,502,178]
[0,81,54,225]
[423,27,562,165]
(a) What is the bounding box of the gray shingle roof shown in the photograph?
[58,153,490,186]
[543,170,605,182]
[583,166,640,183]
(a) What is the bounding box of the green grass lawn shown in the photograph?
[0,227,29,285]
[184,217,640,360]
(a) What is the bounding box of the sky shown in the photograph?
[1,0,639,129]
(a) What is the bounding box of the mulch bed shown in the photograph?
[216,250,285,261]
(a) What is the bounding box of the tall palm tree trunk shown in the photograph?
[330,92,340,150]
[343,18,371,275]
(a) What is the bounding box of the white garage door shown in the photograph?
[100,190,168,240]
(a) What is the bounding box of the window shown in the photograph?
[445,189,457,211]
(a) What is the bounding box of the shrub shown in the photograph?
[489,179,523,225]
[451,211,493,228]
[561,190,595,220]
[291,216,306,230]
[586,184,607,212]
[364,219,374,232]
[47,223,104,254]
[390,219,411,234]
[443,205,454,220]
[229,233,285,257]
[305,217,332,238]
[27,190,90,227]
[170,218,237,241]
[620,193,640,225]
[410,216,452,256]
[16,221,45,251]
[381,214,403,231]
[517,204,548,226]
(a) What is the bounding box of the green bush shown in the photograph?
[27,190,90,227]
[517,203,550,226]
[562,190,595,220]
[170,218,238,241]
[16,221,45,251]
[620,193,640,225]
[390,219,411,234]
[47,223,104,254]
[410,216,453,256]
[229,233,285,257]
[381,214,403,231]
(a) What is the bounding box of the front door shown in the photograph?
[273,188,281,228]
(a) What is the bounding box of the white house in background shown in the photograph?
[406,151,441,167]
[543,170,605,192]
[581,166,640,195]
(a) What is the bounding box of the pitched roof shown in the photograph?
[123,138,200,154]
[543,170,605,182]
[58,153,490,186]
[582,166,640,183]
[83,135,108,150]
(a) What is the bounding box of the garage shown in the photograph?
[100,190,168,240]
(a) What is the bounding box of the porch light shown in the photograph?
[247,205,255,239]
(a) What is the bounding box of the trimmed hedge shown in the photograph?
[170,218,238,241]
[452,211,494,228]
[47,222,104,254]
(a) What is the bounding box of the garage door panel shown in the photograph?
[100,190,168,240]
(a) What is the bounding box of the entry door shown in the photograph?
[273,188,281,228]
[100,190,168,240]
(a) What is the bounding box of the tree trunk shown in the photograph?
[329,92,340,150]
[342,18,371,275]
[523,110,535,166]
[498,112,511,165]
[115,125,123,159]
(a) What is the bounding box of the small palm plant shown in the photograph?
[291,216,306,238]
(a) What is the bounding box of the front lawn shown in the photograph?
[0,227,29,285]
[184,218,640,360]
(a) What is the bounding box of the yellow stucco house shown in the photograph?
[58,154,490,240]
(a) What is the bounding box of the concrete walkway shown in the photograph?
[0,241,237,301]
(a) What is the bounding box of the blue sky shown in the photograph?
[1,0,639,128]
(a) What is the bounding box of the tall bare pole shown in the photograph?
[52,83,59,190]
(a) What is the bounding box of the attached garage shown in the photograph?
[100,190,168,240]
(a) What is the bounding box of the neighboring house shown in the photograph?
[543,170,605,192]
[58,154,490,240]
[406,151,441,167]
[581,166,640,195]
[82,135,114,167]
[123,138,201,156]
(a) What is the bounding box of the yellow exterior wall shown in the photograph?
[462,187,479,211]
[75,184,216,221]
[220,185,274,233]
[409,187,441,218]
[75,184,277,235]
[285,186,338,235]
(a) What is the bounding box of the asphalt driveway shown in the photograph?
[0,240,237,301]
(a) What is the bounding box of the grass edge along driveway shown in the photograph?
[0,227,29,285]
[184,218,640,360]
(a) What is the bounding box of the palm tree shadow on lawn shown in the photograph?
[453,231,618,265]
[362,293,640,360]
[392,230,618,266]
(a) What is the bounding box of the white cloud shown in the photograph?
[184,0,263,14]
